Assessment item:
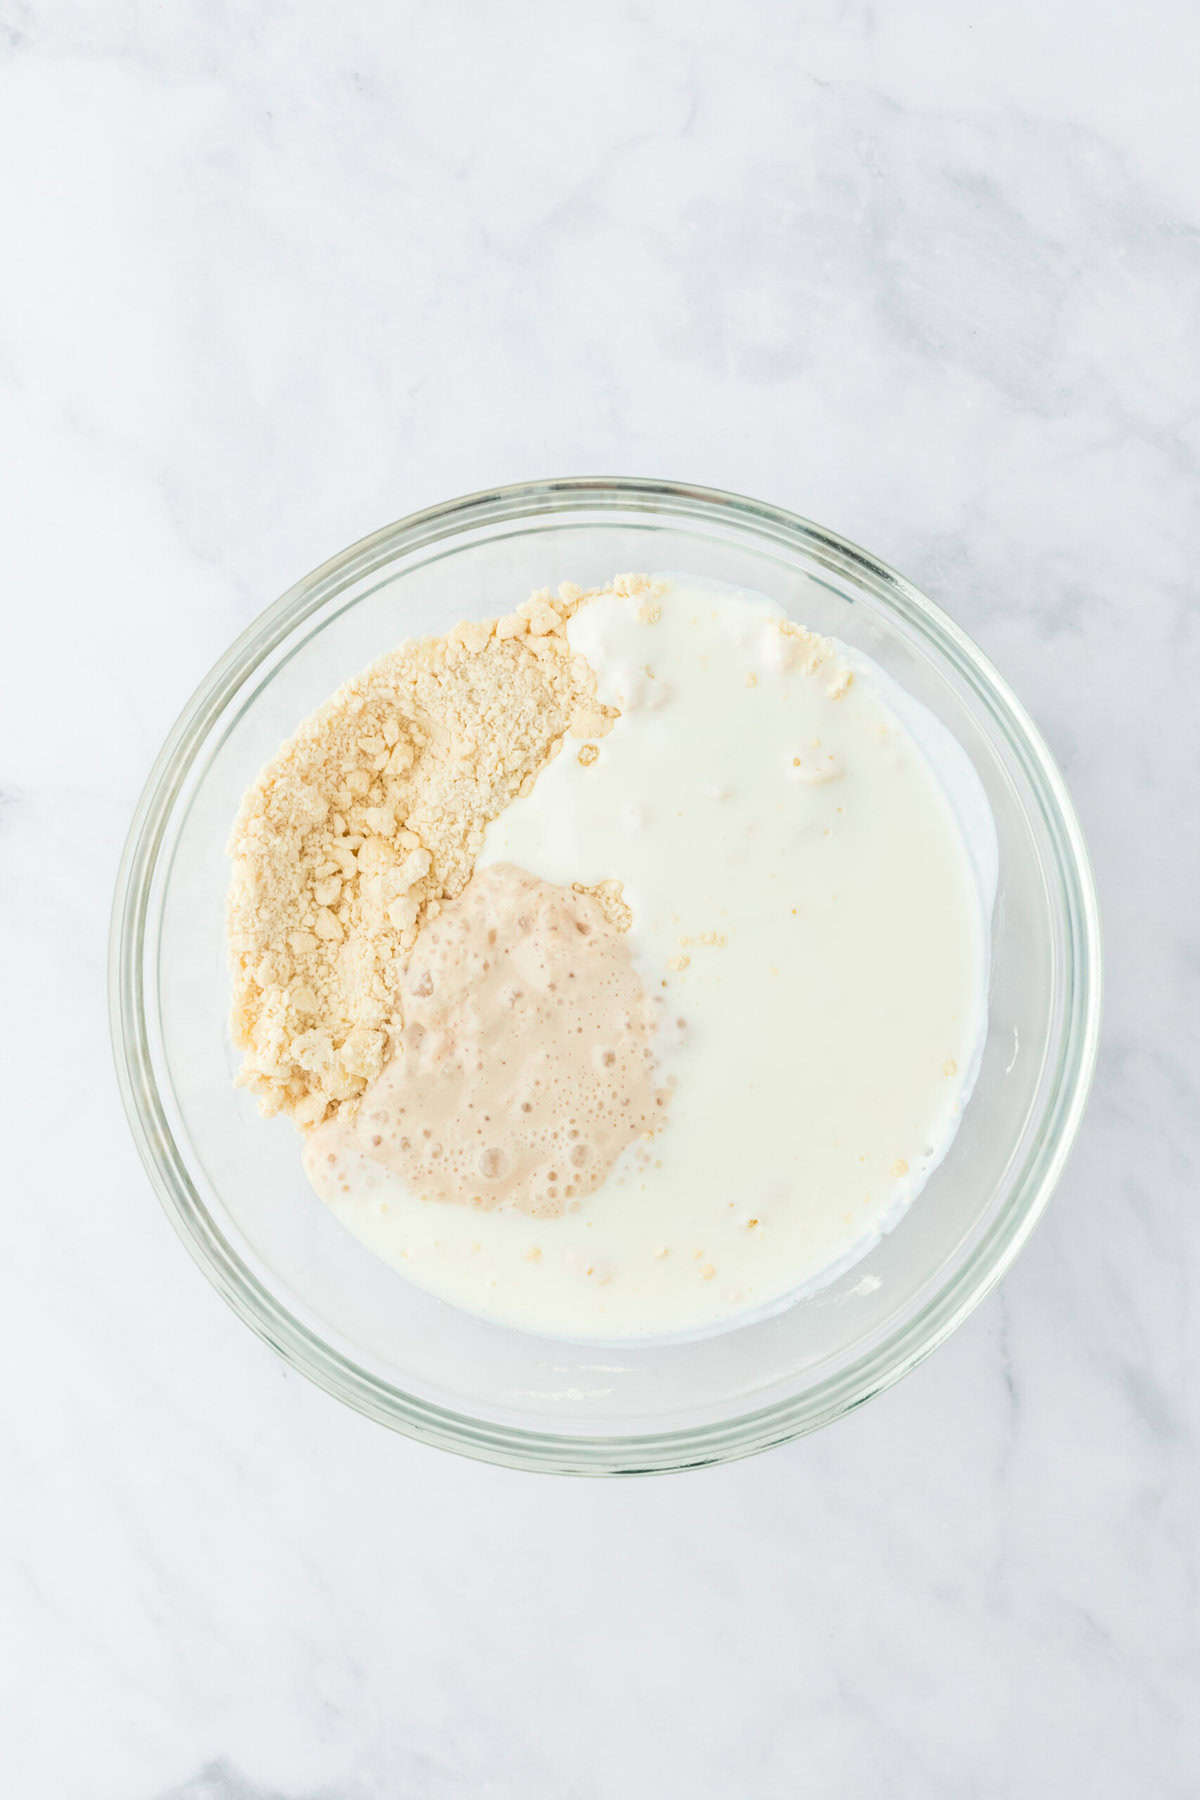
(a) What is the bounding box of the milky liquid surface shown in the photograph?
[311,576,995,1339]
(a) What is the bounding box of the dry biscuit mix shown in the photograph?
[226,578,653,1127]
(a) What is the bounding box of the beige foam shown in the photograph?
[305,864,669,1218]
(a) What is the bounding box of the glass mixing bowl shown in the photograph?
[110,478,1101,1473]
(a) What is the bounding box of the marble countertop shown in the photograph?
[5,5,1197,1796]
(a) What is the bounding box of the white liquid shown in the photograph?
[316,577,995,1339]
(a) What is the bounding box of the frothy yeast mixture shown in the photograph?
[306,864,668,1220]
[304,575,995,1338]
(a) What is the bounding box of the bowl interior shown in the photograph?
[117,485,1097,1469]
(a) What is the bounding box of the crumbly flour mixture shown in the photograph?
[227,578,647,1128]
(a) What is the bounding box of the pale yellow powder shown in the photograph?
[226,577,654,1127]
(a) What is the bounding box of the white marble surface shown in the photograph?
[4,4,1198,1795]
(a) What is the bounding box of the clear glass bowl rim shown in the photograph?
[109,476,1102,1475]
